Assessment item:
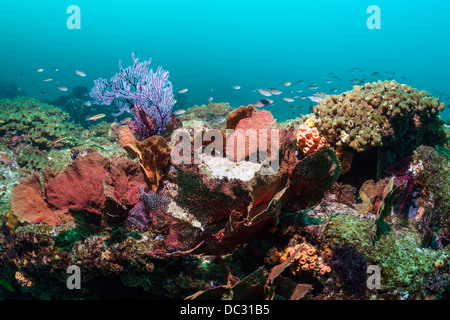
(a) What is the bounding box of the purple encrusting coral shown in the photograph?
[90,53,175,137]
[125,186,171,232]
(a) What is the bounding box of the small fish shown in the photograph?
[212,116,226,124]
[269,88,282,95]
[54,67,59,72]
[351,79,360,84]
[41,88,47,93]
[10,135,23,142]
[83,101,92,107]
[0,155,14,163]
[75,70,86,77]
[308,91,327,103]
[31,216,44,224]
[254,99,273,108]
[174,109,186,116]
[296,89,303,93]
[36,68,44,72]
[43,78,53,82]
[120,117,133,125]
[308,96,322,103]
[232,85,241,90]
[308,85,319,90]
[326,80,333,84]
[294,80,304,85]
[299,96,307,100]
[57,86,68,92]
[282,97,295,102]
[51,137,68,146]
[256,88,272,97]
[281,80,291,86]
[207,97,214,102]
[87,114,106,121]
[178,88,188,94]
[288,105,298,109]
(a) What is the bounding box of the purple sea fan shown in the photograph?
[90,53,175,137]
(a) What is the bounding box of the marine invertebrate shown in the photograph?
[10,173,69,226]
[118,125,171,191]
[296,118,327,156]
[274,236,331,277]
[172,115,340,255]
[125,186,171,232]
[90,53,175,137]
[179,102,233,124]
[227,108,277,161]
[0,97,80,153]
[409,146,450,248]
[371,177,401,242]
[323,182,357,206]
[358,178,391,216]
[329,245,367,297]
[43,151,147,225]
[312,80,448,175]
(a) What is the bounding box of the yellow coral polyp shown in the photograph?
[434,259,444,268]
[305,116,316,128]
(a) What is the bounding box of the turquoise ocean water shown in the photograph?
[1,0,449,122]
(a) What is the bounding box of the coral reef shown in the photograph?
[1,87,449,301]
[174,121,340,254]
[323,182,357,206]
[0,147,20,208]
[409,146,450,248]
[312,80,448,178]
[0,97,81,150]
[179,102,233,128]
[329,245,367,297]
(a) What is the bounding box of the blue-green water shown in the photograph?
[1,0,449,121]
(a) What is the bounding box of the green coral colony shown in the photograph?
[0,78,449,301]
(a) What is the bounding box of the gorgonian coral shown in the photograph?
[90,53,175,137]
